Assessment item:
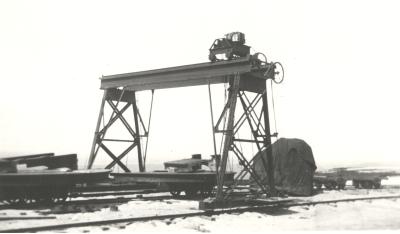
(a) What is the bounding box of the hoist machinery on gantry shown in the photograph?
[87,32,284,206]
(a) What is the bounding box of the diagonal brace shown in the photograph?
[105,142,137,169]
[233,92,263,135]
[242,92,265,135]
[107,100,136,138]
[98,103,131,136]
[99,143,131,172]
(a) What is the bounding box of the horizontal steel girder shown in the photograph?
[100,57,273,91]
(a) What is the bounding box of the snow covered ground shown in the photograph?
[1,177,400,232]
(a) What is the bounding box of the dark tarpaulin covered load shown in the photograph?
[253,138,316,196]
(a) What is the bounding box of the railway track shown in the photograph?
[69,188,161,198]
[0,190,215,210]
[2,194,400,233]
[2,183,399,210]
[0,194,177,210]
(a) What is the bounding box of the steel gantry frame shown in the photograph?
[87,88,148,172]
[212,73,277,200]
[87,55,279,201]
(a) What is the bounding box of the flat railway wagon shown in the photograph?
[112,154,235,198]
[0,153,110,204]
[0,169,110,204]
[313,168,396,190]
[313,174,347,190]
[112,171,235,198]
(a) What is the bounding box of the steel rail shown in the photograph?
[0,216,56,221]
[0,195,176,210]
[2,195,400,233]
[0,192,208,210]
[70,190,160,198]
[281,194,400,208]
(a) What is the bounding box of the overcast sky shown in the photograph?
[1,0,399,170]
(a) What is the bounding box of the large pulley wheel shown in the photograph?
[272,62,284,84]
[251,52,268,67]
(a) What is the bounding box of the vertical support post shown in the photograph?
[208,83,218,157]
[262,91,276,195]
[132,91,145,172]
[216,73,240,201]
[87,90,108,169]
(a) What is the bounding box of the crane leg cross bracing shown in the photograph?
[87,88,147,172]
[88,55,282,206]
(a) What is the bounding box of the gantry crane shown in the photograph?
[87,32,284,207]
